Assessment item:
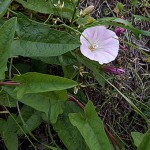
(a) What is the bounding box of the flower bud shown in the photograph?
[102,66,125,75]
[81,5,94,16]
[114,27,126,37]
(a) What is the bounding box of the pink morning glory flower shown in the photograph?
[80,26,119,64]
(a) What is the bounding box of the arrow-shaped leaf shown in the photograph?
[0,0,13,18]
[69,101,111,150]
[13,72,77,98]
[16,0,53,14]
[10,14,80,57]
[0,17,16,80]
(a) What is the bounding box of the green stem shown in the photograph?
[8,59,21,75]
[16,102,58,149]
[61,24,92,45]
[7,8,17,15]
[3,106,36,149]
[119,38,140,49]
[49,0,62,20]
[44,14,51,24]
[70,0,80,25]
[9,58,13,80]
[47,100,61,149]
[58,55,67,77]
[47,124,60,149]
[17,101,27,127]
[44,21,92,46]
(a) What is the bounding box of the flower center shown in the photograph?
[89,43,98,51]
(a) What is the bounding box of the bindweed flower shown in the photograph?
[114,27,126,37]
[80,26,119,64]
[102,65,125,75]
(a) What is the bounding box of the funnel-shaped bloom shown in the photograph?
[80,26,119,64]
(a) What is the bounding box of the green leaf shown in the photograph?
[134,15,150,21]
[69,101,111,150]
[62,64,77,79]
[98,19,139,38]
[0,17,16,80]
[93,71,105,87]
[3,86,68,124]
[117,2,124,12]
[77,15,96,26]
[0,118,6,134]
[11,38,80,57]
[13,72,77,98]
[3,132,18,150]
[138,129,150,150]
[112,19,150,37]
[53,101,89,150]
[0,18,4,26]
[131,132,145,147]
[96,17,116,22]
[94,17,150,38]
[20,91,67,124]
[73,53,105,86]
[113,18,133,27]
[2,115,18,150]
[16,0,53,14]
[17,105,42,134]
[131,0,138,6]
[72,52,99,72]
[34,52,77,66]
[10,14,80,57]
[0,0,13,18]
[0,90,17,107]
[139,30,150,36]
[52,0,75,19]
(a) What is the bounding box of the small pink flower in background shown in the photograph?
[102,65,125,75]
[80,26,119,64]
[114,27,126,37]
